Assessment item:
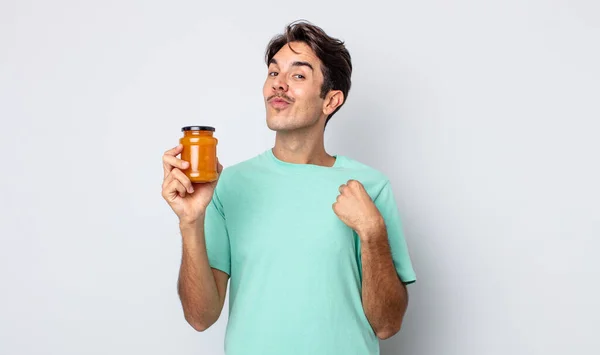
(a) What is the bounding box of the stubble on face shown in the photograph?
[263,41,327,132]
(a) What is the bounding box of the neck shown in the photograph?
[272,128,335,167]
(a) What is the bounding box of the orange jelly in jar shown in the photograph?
[179,126,218,183]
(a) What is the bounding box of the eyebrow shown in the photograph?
[268,58,314,72]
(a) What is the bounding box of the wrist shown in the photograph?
[357,216,385,241]
[179,213,206,230]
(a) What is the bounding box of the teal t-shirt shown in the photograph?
[204,148,416,355]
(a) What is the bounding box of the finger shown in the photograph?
[217,158,223,174]
[338,184,346,194]
[171,179,187,198]
[164,144,184,157]
[163,153,190,179]
[347,179,362,189]
[162,169,182,192]
[162,145,185,178]
[164,154,190,170]
[170,168,195,194]
[162,172,174,190]
[332,201,342,215]
[163,179,186,200]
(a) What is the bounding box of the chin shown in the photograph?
[265,111,322,132]
[266,118,295,132]
[267,116,308,132]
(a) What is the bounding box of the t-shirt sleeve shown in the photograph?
[203,186,231,276]
[373,181,417,285]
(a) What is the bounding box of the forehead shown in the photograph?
[271,41,321,68]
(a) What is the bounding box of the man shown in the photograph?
[161,20,416,355]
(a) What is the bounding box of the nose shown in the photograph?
[272,74,288,92]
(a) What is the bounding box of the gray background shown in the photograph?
[1,1,598,354]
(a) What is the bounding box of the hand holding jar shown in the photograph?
[161,126,222,225]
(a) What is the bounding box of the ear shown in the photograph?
[322,90,345,116]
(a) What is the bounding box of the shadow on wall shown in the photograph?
[331,89,448,355]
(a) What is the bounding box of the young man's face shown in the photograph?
[263,41,329,132]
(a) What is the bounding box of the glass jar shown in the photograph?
[179,126,218,183]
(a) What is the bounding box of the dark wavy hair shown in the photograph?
[265,20,352,127]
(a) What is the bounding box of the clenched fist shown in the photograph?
[332,180,384,240]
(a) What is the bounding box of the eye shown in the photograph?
[269,71,278,76]
[294,74,305,79]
